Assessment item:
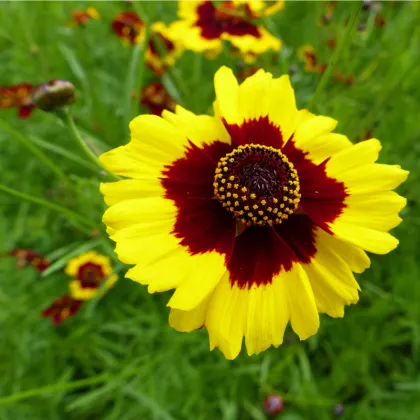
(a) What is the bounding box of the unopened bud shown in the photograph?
[263,394,284,416]
[333,403,345,416]
[32,80,75,111]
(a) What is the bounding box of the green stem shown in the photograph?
[0,119,71,185]
[59,110,119,182]
[307,1,363,110]
[124,43,143,125]
[0,365,148,406]
[134,25,150,118]
[0,183,96,230]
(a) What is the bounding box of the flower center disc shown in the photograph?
[213,144,301,226]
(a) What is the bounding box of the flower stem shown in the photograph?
[58,110,119,182]
[0,183,96,230]
[307,1,363,110]
[133,24,150,118]
[0,118,70,185]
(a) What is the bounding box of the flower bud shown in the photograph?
[32,80,75,111]
[333,403,345,416]
[263,394,285,416]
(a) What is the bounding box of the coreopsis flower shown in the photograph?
[147,22,184,76]
[111,12,182,75]
[298,44,326,74]
[111,10,144,45]
[41,295,83,325]
[9,248,50,272]
[0,83,35,118]
[72,7,100,26]
[65,251,118,300]
[333,72,355,86]
[374,14,385,27]
[319,0,336,26]
[172,0,281,57]
[140,82,176,116]
[99,66,408,359]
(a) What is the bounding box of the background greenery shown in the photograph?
[1,1,420,419]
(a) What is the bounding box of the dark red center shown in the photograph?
[214,144,301,227]
[77,262,105,288]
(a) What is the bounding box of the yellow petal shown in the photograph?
[237,69,273,121]
[223,27,281,55]
[100,179,164,206]
[330,222,399,254]
[167,253,227,311]
[326,139,382,175]
[297,133,353,165]
[285,264,319,340]
[268,75,299,142]
[333,164,409,195]
[313,228,370,274]
[169,293,212,332]
[304,228,361,318]
[292,115,338,149]
[339,191,406,232]
[103,197,175,232]
[244,276,289,356]
[162,106,231,145]
[214,66,241,125]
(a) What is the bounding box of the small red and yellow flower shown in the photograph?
[65,251,118,300]
[111,10,145,45]
[72,7,100,26]
[172,1,281,57]
[41,294,83,325]
[9,248,50,272]
[374,14,386,28]
[319,0,336,26]
[333,71,355,86]
[0,83,35,118]
[111,12,182,75]
[147,22,184,76]
[99,66,408,359]
[140,82,176,116]
[298,44,326,73]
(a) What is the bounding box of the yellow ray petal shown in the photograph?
[332,164,409,195]
[214,66,241,125]
[330,222,399,254]
[284,264,319,340]
[326,139,382,175]
[304,228,361,318]
[338,191,406,232]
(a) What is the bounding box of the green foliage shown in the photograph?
[1,1,420,419]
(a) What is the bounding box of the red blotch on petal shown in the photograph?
[161,140,236,257]
[195,1,261,40]
[282,137,347,233]
[223,117,283,149]
[228,214,316,288]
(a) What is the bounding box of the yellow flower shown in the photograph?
[146,22,185,76]
[232,0,285,18]
[65,250,118,301]
[111,11,183,75]
[298,44,326,73]
[100,67,408,360]
[172,0,281,56]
